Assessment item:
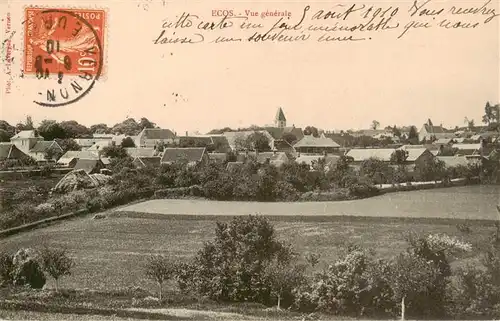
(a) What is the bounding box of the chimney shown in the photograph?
[185,131,188,136]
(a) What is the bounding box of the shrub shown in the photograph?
[12,248,46,289]
[347,181,379,199]
[33,203,55,216]
[273,181,299,201]
[178,215,295,305]
[0,252,14,287]
[154,187,191,198]
[293,246,394,317]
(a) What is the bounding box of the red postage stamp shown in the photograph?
[24,7,106,78]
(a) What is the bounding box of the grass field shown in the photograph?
[0,208,496,292]
[120,185,500,220]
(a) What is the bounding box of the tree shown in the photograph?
[144,255,177,300]
[371,120,380,130]
[360,157,391,185]
[415,158,446,183]
[438,146,458,156]
[392,125,402,137]
[44,148,62,162]
[38,120,67,140]
[390,149,409,165]
[390,252,441,320]
[55,138,81,153]
[121,137,136,148]
[16,115,34,131]
[263,259,306,310]
[207,127,234,135]
[0,129,11,142]
[482,102,499,125]
[234,133,251,151]
[282,133,297,144]
[112,118,142,136]
[304,126,319,137]
[393,233,472,319]
[464,117,475,131]
[247,132,271,152]
[139,117,156,129]
[90,123,111,134]
[40,247,75,292]
[0,120,15,141]
[101,144,128,158]
[408,126,418,144]
[59,121,90,138]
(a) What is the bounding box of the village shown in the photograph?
[1,105,498,182]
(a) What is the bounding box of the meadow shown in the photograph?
[0,206,496,292]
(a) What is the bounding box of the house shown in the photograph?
[176,135,213,146]
[56,150,100,167]
[125,147,156,158]
[132,156,162,168]
[264,126,304,145]
[223,130,275,151]
[28,141,64,161]
[209,135,231,153]
[161,147,208,166]
[10,130,63,161]
[453,143,482,156]
[135,128,176,148]
[401,144,440,155]
[433,138,455,147]
[87,140,113,151]
[437,156,469,168]
[293,133,341,154]
[10,130,43,154]
[74,137,112,148]
[0,143,30,161]
[73,159,105,174]
[237,151,290,167]
[418,122,455,142]
[350,129,393,138]
[295,154,340,171]
[345,148,396,164]
[404,148,436,167]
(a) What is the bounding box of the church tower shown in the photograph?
[275,107,286,128]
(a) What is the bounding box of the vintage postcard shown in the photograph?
[0,0,499,320]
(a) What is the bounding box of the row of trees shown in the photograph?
[0,117,158,142]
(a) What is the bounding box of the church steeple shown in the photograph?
[275,107,286,128]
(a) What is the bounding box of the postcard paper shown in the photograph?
[0,0,499,319]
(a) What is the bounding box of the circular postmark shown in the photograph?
[24,8,104,107]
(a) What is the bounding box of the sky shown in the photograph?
[1,0,499,133]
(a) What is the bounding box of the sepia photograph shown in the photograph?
[0,0,499,320]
